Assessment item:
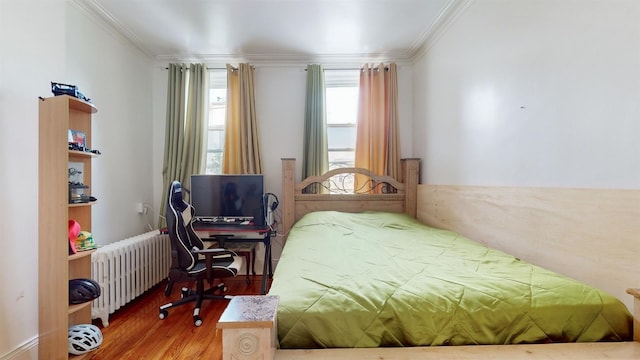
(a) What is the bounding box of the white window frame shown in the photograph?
[206,70,227,174]
[325,70,359,170]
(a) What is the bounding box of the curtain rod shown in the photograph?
[164,67,230,70]
[305,67,389,71]
[164,65,387,71]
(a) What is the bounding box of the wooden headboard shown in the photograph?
[280,158,420,238]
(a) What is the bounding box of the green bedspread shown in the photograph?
[268,211,632,348]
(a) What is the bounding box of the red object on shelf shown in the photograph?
[68,219,81,254]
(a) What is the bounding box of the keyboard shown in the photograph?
[194,217,253,225]
[194,217,223,223]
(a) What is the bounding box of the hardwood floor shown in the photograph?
[80,276,269,360]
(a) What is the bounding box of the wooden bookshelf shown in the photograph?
[39,95,99,359]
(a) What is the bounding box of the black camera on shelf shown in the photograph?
[69,142,85,152]
[68,142,101,155]
[68,182,97,204]
[51,82,91,103]
[69,182,90,204]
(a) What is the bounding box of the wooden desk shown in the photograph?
[194,224,273,295]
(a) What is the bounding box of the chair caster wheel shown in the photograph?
[164,282,173,296]
[181,287,190,298]
[159,309,168,320]
[194,315,202,327]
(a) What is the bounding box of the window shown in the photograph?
[325,70,359,170]
[205,69,359,175]
[206,71,227,174]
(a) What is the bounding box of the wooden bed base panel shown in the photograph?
[276,342,640,360]
[416,184,640,312]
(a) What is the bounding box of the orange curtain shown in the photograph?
[354,63,400,191]
[222,63,263,174]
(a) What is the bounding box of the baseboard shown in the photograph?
[0,337,38,360]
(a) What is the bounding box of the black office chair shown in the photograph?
[159,180,243,326]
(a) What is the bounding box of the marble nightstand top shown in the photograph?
[217,295,279,329]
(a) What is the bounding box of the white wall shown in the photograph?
[66,2,155,242]
[413,0,640,189]
[253,66,309,257]
[0,1,153,358]
[151,64,414,262]
[0,1,65,358]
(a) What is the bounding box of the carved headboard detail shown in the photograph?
[281,158,420,240]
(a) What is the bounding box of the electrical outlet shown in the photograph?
[136,202,144,214]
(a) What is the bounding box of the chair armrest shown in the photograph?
[193,248,238,257]
[195,248,238,281]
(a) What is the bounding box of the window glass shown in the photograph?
[206,72,227,174]
[327,125,356,150]
[325,72,359,171]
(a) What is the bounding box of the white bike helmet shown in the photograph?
[68,324,103,355]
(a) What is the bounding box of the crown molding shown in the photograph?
[154,52,414,69]
[250,52,412,65]
[410,0,473,63]
[72,0,154,59]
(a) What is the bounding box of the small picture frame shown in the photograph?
[68,129,86,149]
[68,162,84,184]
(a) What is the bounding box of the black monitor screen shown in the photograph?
[190,174,265,226]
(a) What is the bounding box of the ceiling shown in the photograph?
[82,0,465,64]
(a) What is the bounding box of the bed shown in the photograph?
[266,158,637,356]
[270,210,631,348]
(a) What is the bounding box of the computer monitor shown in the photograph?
[190,174,265,226]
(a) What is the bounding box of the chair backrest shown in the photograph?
[166,181,205,271]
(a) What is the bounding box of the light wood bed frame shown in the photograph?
[280,158,420,237]
[222,158,640,360]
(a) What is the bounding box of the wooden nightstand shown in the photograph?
[217,295,279,360]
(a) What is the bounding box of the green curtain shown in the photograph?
[302,64,329,193]
[222,63,263,174]
[159,63,208,227]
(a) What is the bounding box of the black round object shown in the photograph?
[69,278,101,304]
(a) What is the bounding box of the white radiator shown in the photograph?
[91,230,171,327]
